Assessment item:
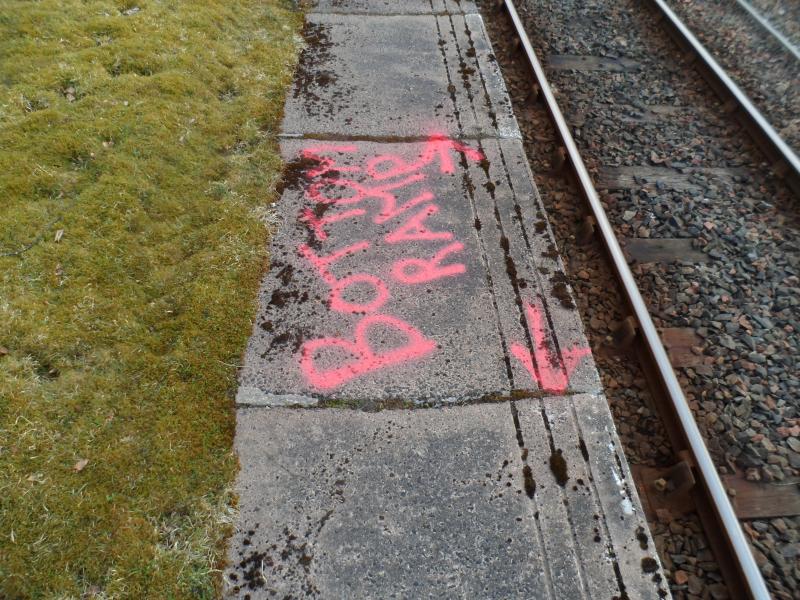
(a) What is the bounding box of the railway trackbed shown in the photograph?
[485,0,799,598]
[645,0,800,196]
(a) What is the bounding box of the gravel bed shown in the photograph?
[478,0,800,597]
[662,0,800,151]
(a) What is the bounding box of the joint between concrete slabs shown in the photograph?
[276,132,523,142]
[306,0,479,15]
[235,385,595,409]
[307,11,478,17]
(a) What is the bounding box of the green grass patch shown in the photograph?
[0,0,302,596]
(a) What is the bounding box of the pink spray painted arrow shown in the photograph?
[510,301,591,393]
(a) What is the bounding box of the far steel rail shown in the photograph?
[647,0,800,196]
[495,1,772,599]
[734,0,800,62]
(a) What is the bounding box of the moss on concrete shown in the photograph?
[0,0,301,596]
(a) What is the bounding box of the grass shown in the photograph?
[0,0,302,597]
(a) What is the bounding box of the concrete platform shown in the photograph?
[227,0,669,597]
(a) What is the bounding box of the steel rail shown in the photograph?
[497,1,771,598]
[734,0,800,62]
[648,0,800,195]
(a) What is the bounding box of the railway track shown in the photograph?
[485,0,800,598]
[656,0,799,159]
[646,0,800,196]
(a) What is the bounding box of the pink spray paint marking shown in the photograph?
[374,190,434,225]
[299,242,389,314]
[301,144,360,179]
[308,173,429,226]
[391,242,466,284]
[329,274,390,314]
[307,179,367,205]
[299,314,437,390]
[298,241,370,285]
[300,207,366,242]
[363,174,428,215]
[287,136,487,390]
[510,301,591,393]
[384,204,454,244]
[367,134,485,179]
[306,173,435,235]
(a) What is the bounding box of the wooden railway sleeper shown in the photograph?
[525,83,541,104]
[612,315,639,349]
[576,214,596,245]
[549,145,567,173]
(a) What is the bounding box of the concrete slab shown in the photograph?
[516,394,669,599]
[237,137,600,406]
[307,0,478,14]
[282,13,518,139]
[224,397,668,598]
